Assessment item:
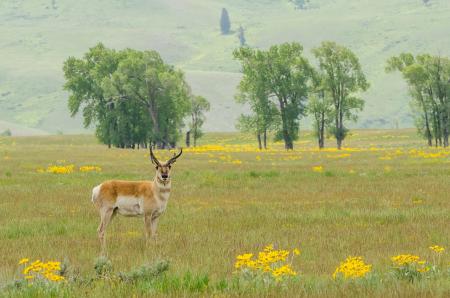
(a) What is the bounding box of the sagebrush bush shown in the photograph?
[118,260,169,282]
[94,257,113,278]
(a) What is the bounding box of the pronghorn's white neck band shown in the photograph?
[155,176,170,187]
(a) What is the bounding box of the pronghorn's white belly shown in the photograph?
[114,196,144,217]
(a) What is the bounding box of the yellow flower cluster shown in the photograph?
[19,258,65,282]
[37,164,102,174]
[185,144,259,153]
[312,166,324,173]
[326,153,351,159]
[79,166,102,172]
[429,245,445,253]
[333,256,372,279]
[234,244,299,281]
[409,149,450,159]
[46,165,74,174]
[391,254,430,273]
[391,254,421,266]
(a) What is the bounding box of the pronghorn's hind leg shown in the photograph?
[98,207,115,255]
[144,214,152,245]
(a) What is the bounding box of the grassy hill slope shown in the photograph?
[0,0,449,134]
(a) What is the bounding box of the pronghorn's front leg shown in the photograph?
[98,207,115,255]
[150,213,160,241]
[144,211,160,244]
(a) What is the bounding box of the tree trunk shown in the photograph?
[147,105,161,147]
[424,115,433,147]
[193,126,197,147]
[319,111,325,149]
[438,108,445,147]
[279,99,293,150]
[442,111,449,147]
[418,92,432,147]
[335,109,341,150]
[257,133,262,150]
[337,105,344,150]
[263,129,267,149]
[185,130,191,148]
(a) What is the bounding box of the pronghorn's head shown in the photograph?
[150,148,182,183]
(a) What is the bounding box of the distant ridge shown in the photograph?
[0,0,449,134]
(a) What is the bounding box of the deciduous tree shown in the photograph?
[386,53,450,147]
[312,41,369,149]
[188,95,210,147]
[234,43,311,150]
[63,43,195,149]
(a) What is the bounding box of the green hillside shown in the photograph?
[0,0,449,134]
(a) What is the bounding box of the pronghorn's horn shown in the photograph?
[149,147,162,167]
[167,148,183,165]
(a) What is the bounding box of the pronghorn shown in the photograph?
[91,148,182,254]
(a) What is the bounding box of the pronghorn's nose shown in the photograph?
[162,174,168,179]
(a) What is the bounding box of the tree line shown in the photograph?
[386,54,450,147]
[63,43,448,150]
[234,41,369,150]
[63,43,209,149]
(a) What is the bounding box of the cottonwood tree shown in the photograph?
[103,49,191,148]
[220,8,231,34]
[307,70,333,148]
[386,53,450,147]
[234,43,312,150]
[187,95,210,147]
[63,43,194,149]
[63,44,121,147]
[312,41,369,149]
[234,47,278,149]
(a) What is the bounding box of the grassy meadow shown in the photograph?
[0,129,449,297]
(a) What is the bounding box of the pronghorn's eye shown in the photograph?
[155,166,159,170]
[168,165,171,169]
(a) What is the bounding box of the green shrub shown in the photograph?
[118,260,169,283]
[94,257,113,278]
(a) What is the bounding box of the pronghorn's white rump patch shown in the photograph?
[91,184,101,203]
[114,196,145,216]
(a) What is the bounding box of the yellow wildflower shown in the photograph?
[391,254,420,266]
[46,164,74,174]
[19,259,64,282]
[333,256,372,279]
[417,267,430,273]
[79,166,102,172]
[429,245,445,253]
[312,166,324,173]
[234,244,300,282]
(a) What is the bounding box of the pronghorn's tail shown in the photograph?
[91,184,101,203]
